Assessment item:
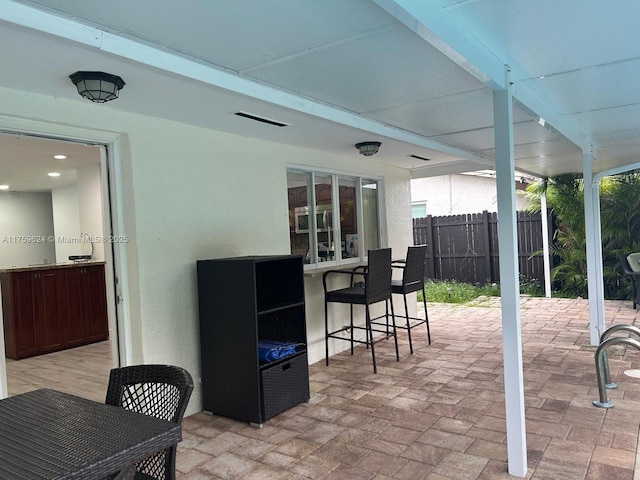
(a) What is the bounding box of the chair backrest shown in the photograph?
[620,254,634,275]
[365,248,392,304]
[402,245,428,287]
[628,253,640,272]
[105,364,193,480]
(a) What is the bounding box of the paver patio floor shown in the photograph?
[177,297,640,479]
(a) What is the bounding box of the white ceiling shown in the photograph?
[1,0,639,191]
[0,133,101,191]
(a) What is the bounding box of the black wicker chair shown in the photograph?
[373,245,431,353]
[620,254,640,310]
[105,364,194,480]
[323,248,398,373]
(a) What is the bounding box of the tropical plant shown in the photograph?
[524,170,640,299]
[600,171,640,299]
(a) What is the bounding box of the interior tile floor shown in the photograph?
[6,340,112,403]
[5,296,640,479]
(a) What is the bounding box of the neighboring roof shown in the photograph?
[1,0,639,179]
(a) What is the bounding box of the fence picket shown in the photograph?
[412,210,550,286]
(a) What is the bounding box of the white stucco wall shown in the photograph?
[0,86,413,415]
[411,174,530,216]
[51,184,81,262]
[77,163,106,261]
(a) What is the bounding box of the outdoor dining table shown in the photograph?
[0,388,182,479]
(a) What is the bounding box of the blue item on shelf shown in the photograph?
[258,340,302,363]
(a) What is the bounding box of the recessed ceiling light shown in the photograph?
[0,185,9,190]
[53,154,67,160]
[48,172,61,177]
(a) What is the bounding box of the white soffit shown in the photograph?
[0,0,489,169]
[373,0,588,151]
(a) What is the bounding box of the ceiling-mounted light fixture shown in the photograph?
[69,71,125,103]
[355,141,381,156]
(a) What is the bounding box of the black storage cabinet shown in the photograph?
[196,255,310,425]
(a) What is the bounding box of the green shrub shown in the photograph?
[419,277,544,304]
[518,276,544,297]
[419,280,485,303]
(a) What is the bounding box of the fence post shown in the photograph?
[412,210,547,287]
[482,210,492,284]
[425,215,436,280]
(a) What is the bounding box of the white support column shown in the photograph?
[541,192,552,298]
[494,66,527,477]
[583,149,606,344]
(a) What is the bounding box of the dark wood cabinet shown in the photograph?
[64,267,88,347]
[1,263,109,359]
[5,271,39,358]
[64,264,109,346]
[67,265,109,343]
[36,269,67,354]
[197,255,309,426]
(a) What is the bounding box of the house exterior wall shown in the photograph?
[411,174,530,216]
[0,86,412,414]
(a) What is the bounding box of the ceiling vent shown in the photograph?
[409,154,431,161]
[233,111,289,127]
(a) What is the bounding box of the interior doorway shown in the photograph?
[0,130,124,400]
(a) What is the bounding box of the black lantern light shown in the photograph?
[355,141,381,156]
[69,71,125,103]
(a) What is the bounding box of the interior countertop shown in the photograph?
[0,261,106,274]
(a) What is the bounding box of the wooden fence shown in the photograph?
[413,210,552,286]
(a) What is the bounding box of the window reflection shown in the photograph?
[314,175,333,262]
[339,177,358,259]
[287,170,311,264]
[287,169,382,267]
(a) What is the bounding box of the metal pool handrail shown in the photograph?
[593,325,640,408]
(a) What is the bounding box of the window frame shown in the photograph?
[411,201,427,219]
[286,166,385,270]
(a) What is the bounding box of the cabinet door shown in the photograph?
[83,265,109,342]
[36,269,67,353]
[64,268,88,347]
[10,272,39,358]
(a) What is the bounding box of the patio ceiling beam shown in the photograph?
[371,0,589,152]
[0,0,489,168]
[593,161,640,181]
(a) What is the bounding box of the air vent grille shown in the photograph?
[233,111,289,127]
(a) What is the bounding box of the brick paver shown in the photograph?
[177,297,640,479]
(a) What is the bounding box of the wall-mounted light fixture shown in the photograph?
[355,141,381,156]
[69,71,125,103]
